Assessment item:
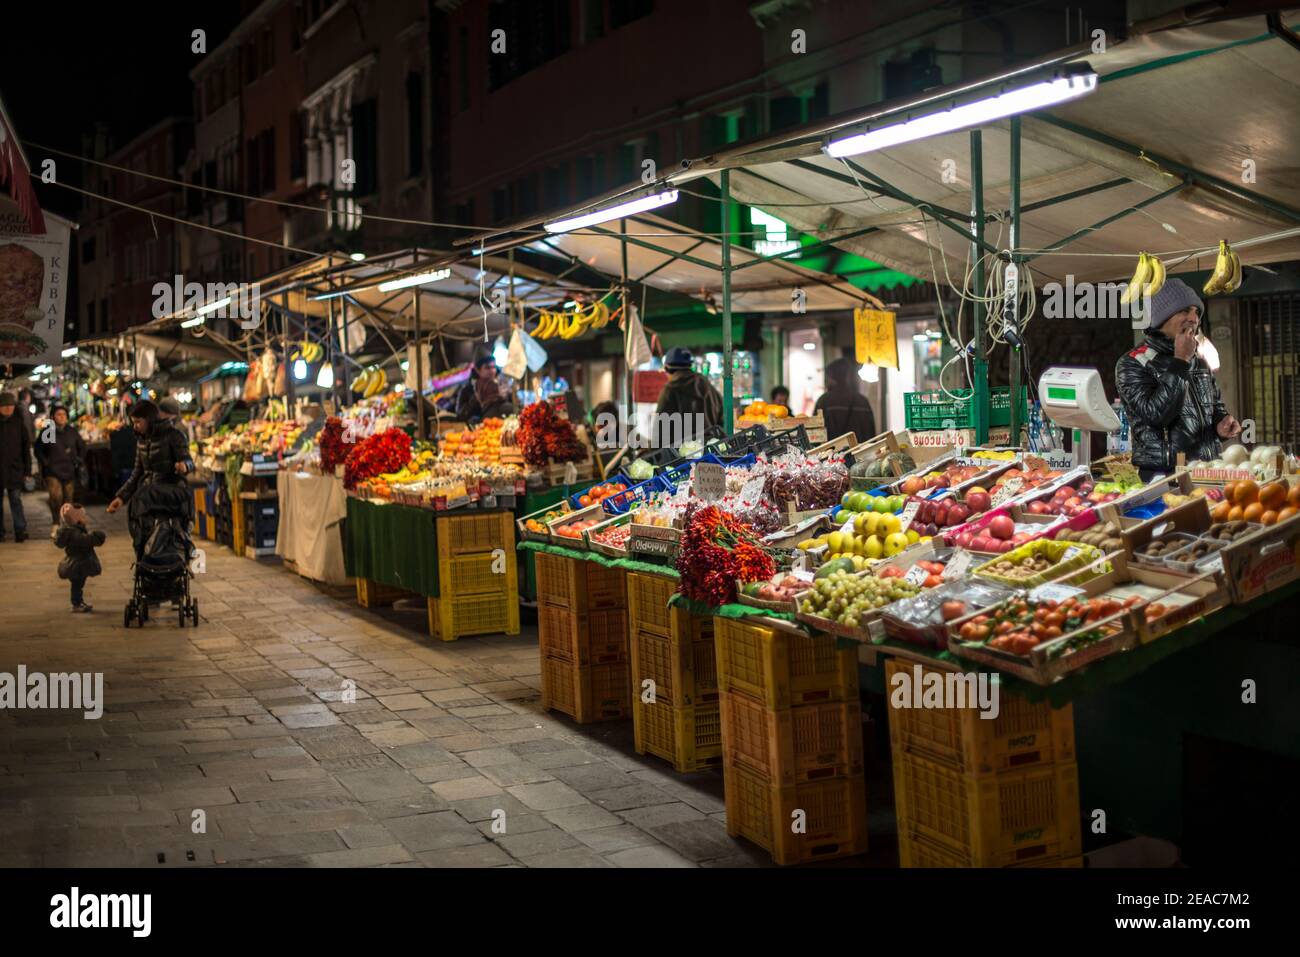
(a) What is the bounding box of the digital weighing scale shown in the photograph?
[1038,367,1120,467]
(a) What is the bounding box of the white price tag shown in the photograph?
[839,514,857,536]
[1062,546,1082,562]
[899,500,921,532]
[563,461,578,485]
[791,568,815,583]
[693,463,726,501]
[1030,582,1085,603]
[991,478,1023,507]
[739,474,767,503]
[903,564,929,586]
[943,548,973,580]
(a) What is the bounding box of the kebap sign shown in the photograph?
[0,211,71,365]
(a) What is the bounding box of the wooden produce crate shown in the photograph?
[724,761,868,866]
[893,750,1081,868]
[714,616,858,710]
[884,658,1074,776]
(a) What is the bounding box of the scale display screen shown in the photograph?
[1047,386,1077,401]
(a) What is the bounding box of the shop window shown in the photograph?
[487,0,572,91]
[351,98,379,196]
[246,137,261,197]
[86,302,95,335]
[244,39,258,84]
[769,96,802,132]
[884,48,941,100]
[1238,294,1300,450]
[808,81,829,120]
[260,128,276,196]
[609,0,654,30]
[406,72,424,178]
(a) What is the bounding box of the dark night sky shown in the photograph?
[1,2,244,220]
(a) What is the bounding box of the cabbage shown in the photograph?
[1221,444,1249,466]
[1251,445,1281,465]
[627,459,655,481]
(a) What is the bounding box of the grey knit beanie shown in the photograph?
[1149,278,1204,331]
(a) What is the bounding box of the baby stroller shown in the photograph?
[124,482,199,627]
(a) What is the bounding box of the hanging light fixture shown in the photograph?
[316,364,334,388]
[293,358,308,380]
[825,64,1097,158]
[544,187,678,234]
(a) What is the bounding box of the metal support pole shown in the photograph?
[283,293,296,411]
[413,290,425,441]
[1008,116,1022,448]
[720,169,734,432]
[326,294,337,413]
[339,296,350,411]
[621,219,632,427]
[970,130,989,446]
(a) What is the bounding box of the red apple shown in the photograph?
[957,532,974,549]
[988,515,1016,540]
[965,491,992,514]
[1063,496,1084,510]
[946,503,971,526]
[933,503,950,527]
[1028,500,1049,515]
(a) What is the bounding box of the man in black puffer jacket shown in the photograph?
[1115,278,1241,481]
[106,400,194,514]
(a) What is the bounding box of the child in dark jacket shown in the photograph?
[55,503,104,612]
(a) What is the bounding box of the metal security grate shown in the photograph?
[1238,296,1300,450]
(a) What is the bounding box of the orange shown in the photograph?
[1243,502,1264,523]
[1259,482,1287,511]
[1260,510,1279,526]
[1289,484,1300,508]
[1223,481,1238,503]
[1228,505,1245,521]
[1234,480,1259,505]
[1211,501,1233,523]
[1278,506,1299,523]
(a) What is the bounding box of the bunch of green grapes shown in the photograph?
[800,570,920,625]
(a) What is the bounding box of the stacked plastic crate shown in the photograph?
[884,658,1082,867]
[715,617,868,865]
[536,552,629,721]
[627,572,721,772]
[427,511,520,641]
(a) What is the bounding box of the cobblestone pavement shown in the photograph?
[0,492,852,868]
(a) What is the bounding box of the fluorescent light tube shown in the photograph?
[377,268,452,292]
[180,317,204,329]
[545,189,678,234]
[195,296,233,316]
[826,71,1097,158]
[61,346,78,357]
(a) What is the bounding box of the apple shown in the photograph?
[925,523,939,537]
[1028,500,1049,515]
[1063,496,1084,510]
[933,503,950,527]
[965,491,992,514]
[957,532,974,549]
[997,540,1015,553]
[967,485,988,496]
[988,515,1016,540]
[971,535,994,552]
[947,503,971,526]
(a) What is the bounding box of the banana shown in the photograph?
[351,371,369,394]
[1203,240,1231,296]
[1121,252,1152,305]
[370,367,388,397]
[1145,255,1166,298]
[591,302,611,329]
[535,311,556,339]
[1227,251,1242,292]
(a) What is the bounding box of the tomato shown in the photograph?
[1045,612,1065,629]
[1100,599,1122,617]
[1043,625,1062,640]
[1123,595,1142,608]
[972,615,989,626]
[924,575,943,588]
[1011,636,1038,656]
[996,621,1015,635]
[960,623,978,640]
[579,495,593,507]
[974,625,991,641]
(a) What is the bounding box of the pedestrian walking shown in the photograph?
[54,502,104,613]
[35,404,86,528]
[0,391,33,542]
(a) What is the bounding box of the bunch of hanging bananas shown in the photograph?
[1120,251,1167,305]
[290,340,325,363]
[1202,240,1242,296]
[532,301,612,340]
[350,366,389,398]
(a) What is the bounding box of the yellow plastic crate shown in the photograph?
[436,510,514,558]
[632,699,722,772]
[538,604,627,665]
[884,659,1075,776]
[892,750,1082,868]
[205,515,216,541]
[535,553,626,609]
[541,656,631,723]
[715,617,858,710]
[427,591,520,641]
[439,551,515,598]
[629,620,716,708]
[626,571,677,638]
[900,830,1084,868]
[720,692,863,787]
[356,577,420,609]
[724,762,868,866]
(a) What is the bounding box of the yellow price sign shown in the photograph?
[854,307,899,369]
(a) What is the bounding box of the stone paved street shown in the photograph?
[0,492,886,868]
